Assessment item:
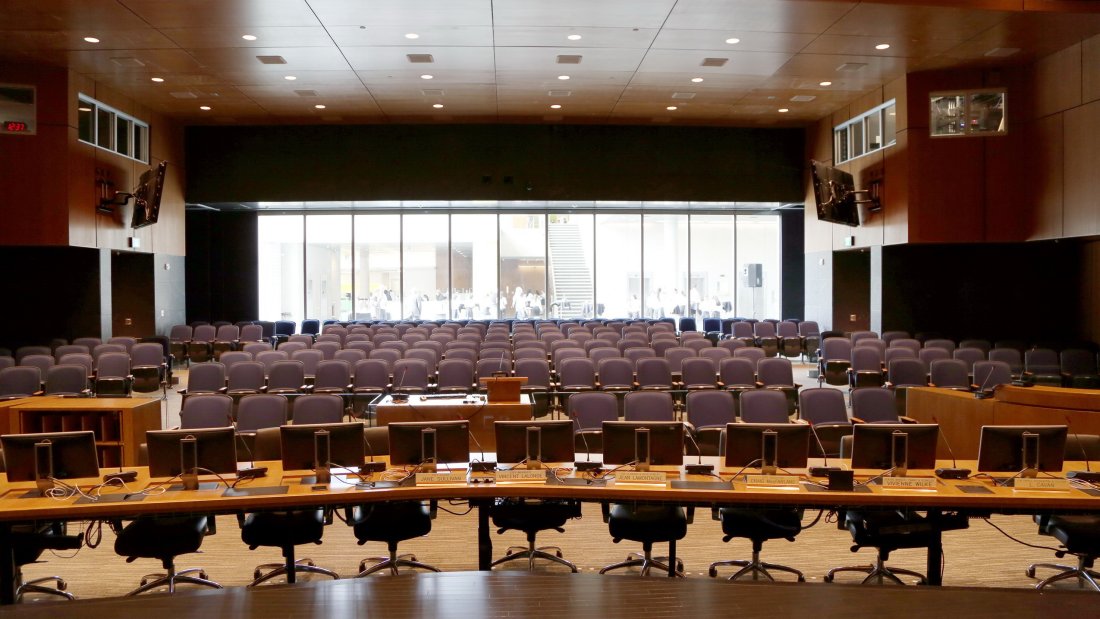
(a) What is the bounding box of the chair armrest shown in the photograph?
[898,415,919,424]
[850,417,866,424]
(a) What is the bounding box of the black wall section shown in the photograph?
[186,211,259,323]
[111,251,155,338]
[185,124,805,203]
[833,250,871,332]
[0,246,104,349]
[880,242,1083,344]
[780,209,805,320]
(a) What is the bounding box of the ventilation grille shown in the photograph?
[548,90,571,97]
[110,57,145,67]
[556,55,583,64]
[790,95,816,102]
[256,55,287,65]
[294,90,318,97]
[407,54,435,63]
[671,92,696,100]
[421,89,444,96]
[701,57,728,67]
[836,62,867,72]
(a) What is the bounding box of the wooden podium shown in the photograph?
[481,376,527,403]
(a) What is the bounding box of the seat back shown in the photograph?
[623,391,675,422]
[558,358,597,390]
[798,388,849,425]
[686,390,735,428]
[738,389,789,423]
[352,359,391,391]
[719,357,756,387]
[756,357,794,386]
[681,357,717,388]
[267,360,306,392]
[236,394,288,433]
[292,394,345,424]
[973,360,1012,391]
[180,394,234,428]
[850,387,899,423]
[436,359,474,391]
[0,366,41,397]
[952,347,986,371]
[313,359,353,391]
[227,361,266,392]
[887,358,928,387]
[187,362,226,393]
[569,392,618,431]
[635,358,672,389]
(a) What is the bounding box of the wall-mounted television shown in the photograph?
[810,160,861,227]
[131,161,167,229]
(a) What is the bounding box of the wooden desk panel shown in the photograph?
[906,387,994,458]
[995,385,1100,410]
[374,395,533,451]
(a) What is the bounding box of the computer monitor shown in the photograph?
[388,421,471,470]
[601,421,684,468]
[1,431,100,482]
[977,425,1068,475]
[494,420,574,465]
[723,423,810,472]
[280,422,366,472]
[146,427,237,478]
[851,424,939,472]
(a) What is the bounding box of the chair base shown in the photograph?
[492,543,577,573]
[824,557,926,586]
[16,576,75,601]
[709,550,805,583]
[127,566,222,596]
[249,558,339,587]
[600,550,684,577]
[357,550,441,577]
[1028,559,1100,592]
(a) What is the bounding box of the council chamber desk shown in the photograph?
[1,457,1100,604]
[371,394,534,451]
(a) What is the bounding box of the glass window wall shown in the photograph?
[735,215,781,320]
[643,214,688,320]
[451,214,498,320]
[353,214,400,321]
[500,214,546,319]
[257,215,304,325]
[548,214,593,319]
[305,214,352,321]
[402,214,450,320]
[595,214,641,319]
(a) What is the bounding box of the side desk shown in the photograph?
[0,397,161,468]
[373,394,534,451]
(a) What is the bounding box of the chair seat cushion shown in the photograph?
[846,510,938,551]
[491,500,580,533]
[1049,515,1100,555]
[241,509,325,548]
[115,515,208,560]
[719,507,802,541]
[608,503,687,543]
[351,501,432,544]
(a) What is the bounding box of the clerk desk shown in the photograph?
[1,457,1099,604]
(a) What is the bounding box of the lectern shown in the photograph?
[481,377,527,403]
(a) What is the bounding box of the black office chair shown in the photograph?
[490,499,581,572]
[347,501,441,576]
[12,523,83,601]
[239,508,340,586]
[113,515,222,595]
[1027,515,1100,591]
[599,502,689,577]
[708,508,806,582]
[824,510,939,585]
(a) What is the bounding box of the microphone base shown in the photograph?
[1066,470,1100,483]
[360,461,387,474]
[935,467,971,480]
[470,461,497,473]
[103,470,138,483]
[236,466,268,479]
[685,463,714,476]
[973,391,994,399]
[574,461,603,473]
[808,466,841,477]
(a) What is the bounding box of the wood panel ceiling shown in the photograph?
[2,0,1099,127]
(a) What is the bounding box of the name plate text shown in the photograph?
[495,469,548,483]
[1013,478,1071,491]
[415,471,469,485]
[881,476,937,489]
[744,474,801,486]
[615,471,668,484]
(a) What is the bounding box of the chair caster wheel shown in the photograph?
[708,567,717,578]
[139,579,148,587]
[199,571,208,580]
[358,562,367,573]
[824,575,834,583]
[254,570,262,580]
[555,551,563,558]
[1026,568,1035,578]
[797,575,806,582]
[57,582,67,591]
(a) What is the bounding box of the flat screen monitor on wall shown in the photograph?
[131,161,167,229]
[810,160,860,227]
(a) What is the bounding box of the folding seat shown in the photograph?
[798,321,820,361]
[989,348,1023,377]
[889,338,921,354]
[44,365,89,396]
[558,358,597,392]
[436,359,475,393]
[776,321,802,358]
[239,324,264,346]
[242,341,272,357]
[53,344,89,361]
[291,393,345,425]
[596,357,635,392]
[753,322,779,357]
[798,388,852,457]
[266,360,307,395]
[848,346,885,390]
[635,358,674,390]
[368,349,401,373]
[652,339,679,358]
[929,359,971,391]
[958,339,991,354]
[738,389,789,424]
[884,348,916,365]
[211,325,240,360]
[917,348,949,366]
[623,347,656,367]
[188,325,217,364]
[718,338,746,355]
[300,319,321,336]
[623,390,675,422]
[0,356,14,372]
[20,354,56,377]
[311,359,353,396]
[15,346,52,364]
[854,339,887,356]
[287,334,314,347]
[334,349,367,366]
[94,352,132,396]
[972,360,1012,394]
[236,394,288,434]
[311,341,341,361]
[168,325,192,365]
[57,353,93,380]
[952,347,986,374]
[391,359,430,393]
[683,338,712,354]
[71,337,103,351]
[923,338,956,354]
[733,347,766,367]
[880,331,910,345]
[225,361,266,415]
[350,359,391,415]
[685,390,734,454]
[1060,348,1100,388]
[731,322,756,347]
[179,362,226,406]
[346,341,374,356]
[681,357,718,390]
[552,347,586,370]
[663,347,696,375]
[756,357,800,415]
[0,366,42,400]
[107,336,138,354]
[850,331,879,345]
[885,358,929,416]
[291,349,324,381]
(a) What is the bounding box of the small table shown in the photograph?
[373,394,534,451]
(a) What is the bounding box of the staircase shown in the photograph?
[547,222,592,319]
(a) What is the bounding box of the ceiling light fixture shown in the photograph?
[405,33,420,39]
[778,108,789,113]
[420,74,434,80]
[725,37,740,45]
[666,106,678,111]
[875,43,891,50]
[151,77,164,83]
[567,34,582,41]
[819,81,832,86]
[691,77,704,83]
[550,104,562,109]
[241,34,257,41]
[314,104,326,109]
[284,75,297,80]
[83,37,100,43]
[199,106,212,111]
[432,103,444,108]
[558,75,570,80]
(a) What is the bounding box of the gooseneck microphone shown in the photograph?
[1064,415,1100,483]
[361,433,386,473]
[683,427,713,475]
[806,422,841,477]
[235,432,268,479]
[973,364,998,399]
[932,415,970,479]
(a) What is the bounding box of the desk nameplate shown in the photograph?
[614,471,668,484]
[881,477,938,490]
[1012,478,1072,491]
[495,469,548,483]
[744,474,801,487]
[416,471,469,485]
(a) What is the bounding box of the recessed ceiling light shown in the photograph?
[557,75,571,81]
[666,106,678,111]
[778,108,789,113]
[83,37,100,43]
[405,33,420,39]
[241,34,257,41]
[420,74,434,80]
[432,103,444,109]
[725,37,740,45]
[314,104,326,109]
[284,75,297,81]
[691,77,704,83]
[819,81,832,86]
[567,34,582,41]
[199,106,211,111]
[550,104,562,109]
[78,107,92,112]
[151,77,164,83]
[875,43,891,50]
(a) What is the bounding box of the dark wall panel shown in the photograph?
[111,251,155,338]
[185,124,805,203]
[833,249,871,332]
[880,242,1084,344]
[0,246,104,349]
[186,211,259,323]
[780,209,805,320]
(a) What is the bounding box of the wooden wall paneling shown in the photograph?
[882,128,909,246]
[851,88,884,118]
[1033,42,1082,118]
[804,117,834,254]
[92,147,138,252]
[1084,33,1100,104]
[983,66,1030,242]
[146,111,187,257]
[850,151,886,248]
[884,76,907,134]
[1026,114,1064,240]
[810,113,833,162]
[1062,100,1100,238]
[67,127,99,249]
[906,131,986,243]
[0,124,71,246]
